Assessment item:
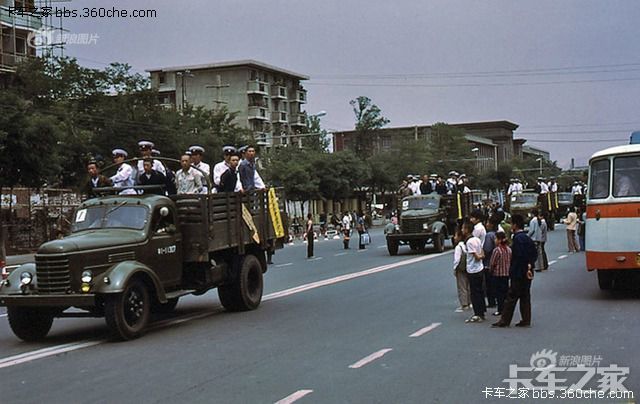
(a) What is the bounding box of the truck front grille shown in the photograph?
[36,255,71,294]
[401,219,425,234]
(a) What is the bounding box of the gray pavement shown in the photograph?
[0,226,637,403]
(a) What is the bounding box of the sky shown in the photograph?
[50,0,640,168]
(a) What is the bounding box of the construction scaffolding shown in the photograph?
[0,0,65,76]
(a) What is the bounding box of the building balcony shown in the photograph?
[271,85,287,99]
[290,89,306,104]
[248,106,269,120]
[247,80,269,95]
[290,113,306,127]
[271,111,288,123]
[254,131,271,146]
[0,6,42,31]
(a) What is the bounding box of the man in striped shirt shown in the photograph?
[490,231,511,316]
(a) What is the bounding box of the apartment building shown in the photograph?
[147,60,310,148]
[0,0,41,85]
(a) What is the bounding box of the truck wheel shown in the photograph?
[597,270,614,290]
[434,233,445,253]
[218,254,264,312]
[105,279,150,340]
[387,239,399,256]
[151,297,179,314]
[7,307,54,342]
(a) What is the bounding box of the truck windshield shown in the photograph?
[403,198,439,210]
[558,193,573,203]
[71,205,149,232]
[511,194,538,204]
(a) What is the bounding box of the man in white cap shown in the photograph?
[136,140,166,180]
[537,177,549,195]
[213,145,238,192]
[446,171,459,194]
[110,148,136,195]
[188,145,210,177]
[459,174,471,193]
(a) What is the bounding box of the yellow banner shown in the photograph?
[268,188,285,238]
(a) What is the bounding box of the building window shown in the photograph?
[159,72,166,84]
[280,112,287,121]
[14,37,27,55]
[279,87,286,98]
[381,136,392,150]
[250,70,258,81]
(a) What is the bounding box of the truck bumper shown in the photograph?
[0,294,96,307]
[386,233,433,242]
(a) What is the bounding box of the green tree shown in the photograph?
[349,96,389,158]
[426,123,475,176]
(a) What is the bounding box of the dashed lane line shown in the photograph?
[409,322,442,338]
[275,263,293,267]
[349,348,393,369]
[0,251,450,369]
[274,390,314,404]
[334,252,348,256]
[558,255,568,260]
[548,260,557,266]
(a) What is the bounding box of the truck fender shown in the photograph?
[1,263,36,294]
[92,261,167,303]
[432,221,447,236]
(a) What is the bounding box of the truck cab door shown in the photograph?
[146,206,182,287]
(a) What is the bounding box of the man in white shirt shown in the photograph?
[470,210,486,246]
[537,177,549,194]
[110,149,136,195]
[175,154,203,194]
[571,181,583,195]
[213,145,237,192]
[548,177,558,193]
[464,221,485,323]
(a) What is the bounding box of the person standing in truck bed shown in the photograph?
[175,154,203,194]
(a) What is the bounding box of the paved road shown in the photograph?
[0,226,637,403]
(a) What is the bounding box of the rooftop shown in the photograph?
[146,59,309,80]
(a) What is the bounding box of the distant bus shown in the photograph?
[631,131,640,145]
[586,143,640,289]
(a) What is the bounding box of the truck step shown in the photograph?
[165,289,198,300]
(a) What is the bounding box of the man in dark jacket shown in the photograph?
[84,160,112,199]
[492,214,537,328]
[138,158,166,195]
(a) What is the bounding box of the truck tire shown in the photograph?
[434,233,445,253]
[218,254,263,312]
[7,307,54,342]
[387,239,399,256]
[104,279,151,340]
[151,297,179,314]
[597,270,614,290]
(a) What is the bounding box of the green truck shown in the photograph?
[0,189,287,341]
[385,193,471,256]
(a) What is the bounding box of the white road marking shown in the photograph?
[275,263,293,267]
[0,340,103,370]
[377,245,386,249]
[308,257,323,261]
[0,251,450,369]
[264,252,449,301]
[409,322,442,338]
[0,314,6,318]
[558,255,568,260]
[357,249,367,253]
[274,390,314,404]
[349,348,393,369]
[548,260,557,266]
[334,252,348,256]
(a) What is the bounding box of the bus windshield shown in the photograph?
[71,205,149,232]
[589,159,610,199]
[613,156,640,197]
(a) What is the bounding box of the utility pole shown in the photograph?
[176,69,193,111]
[205,75,229,110]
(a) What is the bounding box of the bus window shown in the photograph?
[589,159,610,199]
[613,156,640,197]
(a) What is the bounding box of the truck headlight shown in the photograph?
[20,272,33,286]
[81,270,93,284]
[422,223,429,230]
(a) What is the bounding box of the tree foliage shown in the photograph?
[349,96,389,158]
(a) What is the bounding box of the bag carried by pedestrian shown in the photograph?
[360,232,371,245]
[455,242,467,273]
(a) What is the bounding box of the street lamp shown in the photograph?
[471,147,479,171]
[536,157,543,175]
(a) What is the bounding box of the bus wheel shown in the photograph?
[597,270,614,290]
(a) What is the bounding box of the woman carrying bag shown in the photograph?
[357,213,370,250]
